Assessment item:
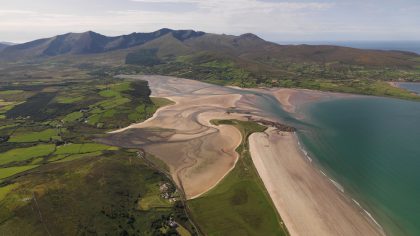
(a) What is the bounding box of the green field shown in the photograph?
[99,89,120,97]
[188,120,289,236]
[0,165,39,179]
[0,90,23,95]
[54,151,103,163]
[8,128,60,143]
[0,144,55,165]
[62,111,83,122]
[138,188,174,211]
[0,79,197,235]
[0,183,18,201]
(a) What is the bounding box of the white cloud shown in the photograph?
[130,0,333,12]
[0,10,37,15]
[0,0,418,42]
[0,1,334,36]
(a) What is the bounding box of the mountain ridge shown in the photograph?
[0,43,11,52]
[0,29,418,101]
[0,28,207,60]
[0,28,419,72]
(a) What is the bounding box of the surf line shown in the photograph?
[293,132,385,233]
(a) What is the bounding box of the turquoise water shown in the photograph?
[297,97,420,236]
[396,82,420,94]
[228,86,420,235]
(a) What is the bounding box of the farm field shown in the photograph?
[0,77,196,235]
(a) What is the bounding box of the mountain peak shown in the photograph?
[156,28,174,33]
[84,30,104,36]
[239,33,263,41]
[0,29,206,59]
[171,29,205,41]
[0,41,15,46]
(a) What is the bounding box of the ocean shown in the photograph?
[297,96,420,236]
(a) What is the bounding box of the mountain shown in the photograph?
[0,28,418,70]
[0,28,419,90]
[0,29,204,60]
[0,43,11,52]
[0,41,16,52]
[0,29,419,99]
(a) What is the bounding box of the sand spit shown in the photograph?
[104,75,385,236]
[108,76,245,199]
[249,129,384,236]
[269,88,354,115]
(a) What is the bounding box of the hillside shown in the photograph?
[0,43,10,52]
[0,29,419,99]
[1,29,419,68]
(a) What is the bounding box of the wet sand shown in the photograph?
[108,76,245,199]
[105,75,385,236]
[269,88,354,114]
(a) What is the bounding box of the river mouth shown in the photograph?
[101,75,402,236]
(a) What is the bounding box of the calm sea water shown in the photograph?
[396,82,420,94]
[229,86,420,235]
[297,97,420,236]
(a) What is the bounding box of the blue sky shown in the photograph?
[0,0,419,43]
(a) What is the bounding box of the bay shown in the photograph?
[297,97,420,235]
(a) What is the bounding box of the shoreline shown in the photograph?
[388,81,420,95]
[106,75,387,235]
[247,87,386,235]
[249,129,385,236]
[294,133,384,232]
[274,88,385,234]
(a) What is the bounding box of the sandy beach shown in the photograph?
[249,88,384,236]
[103,75,385,235]
[249,129,385,236]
